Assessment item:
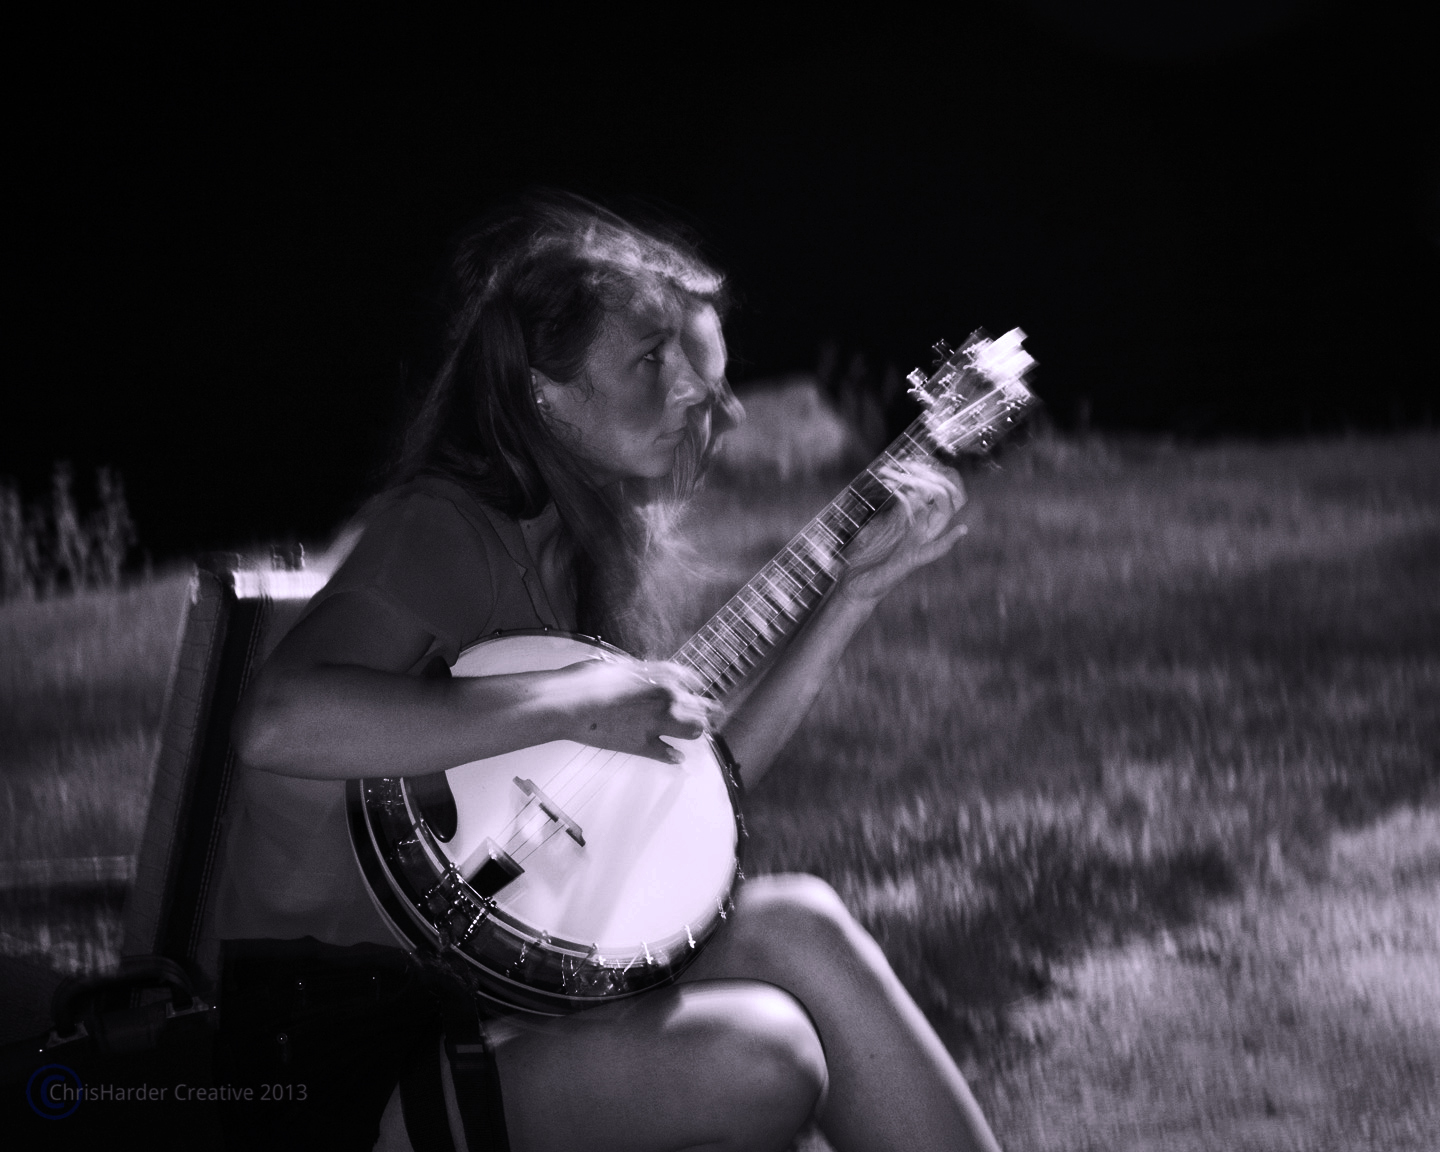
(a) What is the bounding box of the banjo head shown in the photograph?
[349,630,744,1014]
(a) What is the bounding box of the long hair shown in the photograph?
[391,191,741,646]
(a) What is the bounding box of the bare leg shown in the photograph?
[680,874,1003,1152]
[493,978,826,1152]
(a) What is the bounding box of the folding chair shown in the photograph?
[2,554,325,1147]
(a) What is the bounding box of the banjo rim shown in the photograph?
[348,628,746,1015]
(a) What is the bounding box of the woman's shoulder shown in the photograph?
[373,472,505,532]
[330,477,509,589]
[296,477,509,658]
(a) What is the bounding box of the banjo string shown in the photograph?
[500,741,621,858]
[486,726,614,851]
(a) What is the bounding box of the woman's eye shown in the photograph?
[641,348,663,364]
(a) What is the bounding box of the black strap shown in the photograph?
[400,1036,457,1152]
[445,1028,510,1152]
[399,989,510,1152]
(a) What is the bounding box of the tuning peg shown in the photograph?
[906,367,934,406]
[931,339,954,366]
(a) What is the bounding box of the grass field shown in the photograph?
[2,433,1437,1149]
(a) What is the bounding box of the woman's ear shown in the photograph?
[531,370,560,415]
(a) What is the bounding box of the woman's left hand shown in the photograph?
[837,461,968,606]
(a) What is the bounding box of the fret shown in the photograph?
[750,593,789,637]
[895,431,926,459]
[760,592,802,627]
[746,606,789,652]
[700,617,755,671]
[777,556,827,602]
[797,533,840,573]
[777,567,823,610]
[701,621,752,672]
[682,640,727,684]
[786,556,833,597]
[735,590,781,642]
[720,624,766,679]
[848,487,877,514]
[700,634,742,679]
[671,653,705,679]
[828,502,864,535]
[837,488,877,523]
[788,532,826,570]
[730,586,765,628]
[777,545,815,585]
[854,470,896,503]
[705,668,738,698]
[717,606,761,651]
[708,627,751,672]
[811,520,847,554]
[759,569,805,618]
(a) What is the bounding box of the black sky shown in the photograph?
[6,4,1437,556]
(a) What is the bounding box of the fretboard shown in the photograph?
[671,328,1036,703]
[671,420,936,702]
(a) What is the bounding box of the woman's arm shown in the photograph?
[234,588,710,780]
[237,462,961,784]
[719,462,968,786]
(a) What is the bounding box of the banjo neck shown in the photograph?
[671,328,1037,703]
[671,434,911,702]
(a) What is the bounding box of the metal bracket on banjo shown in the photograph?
[468,837,525,899]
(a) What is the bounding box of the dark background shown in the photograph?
[6,3,1437,558]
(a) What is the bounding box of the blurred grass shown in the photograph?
[0,572,191,862]
[978,806,1440,1151]
[691,435,1440,1042]
[2,434,1437,1148]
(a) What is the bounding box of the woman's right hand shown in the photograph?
[548,658,716,763]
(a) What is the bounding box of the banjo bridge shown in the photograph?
[514,776,586,846]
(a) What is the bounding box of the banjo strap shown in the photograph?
[399,985,510,1152]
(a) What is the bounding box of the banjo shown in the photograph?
[347,328,1037,1014]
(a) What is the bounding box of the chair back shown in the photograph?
[121,557,325,993]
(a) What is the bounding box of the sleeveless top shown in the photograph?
[212,475,578,948]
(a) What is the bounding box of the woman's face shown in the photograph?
[535,292,727,486]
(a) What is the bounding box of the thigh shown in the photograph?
[492,979,825,1152]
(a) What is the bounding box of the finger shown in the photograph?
[640,659,706,693]
[646,737,685,765]
[911,472,966,524]
[913,465,962,506]
[668,697,714,736]
[669,690,711,718]
[892,477,953,530]
[919,520,970,560]
[888,464,951,507]
[663,717,706,742]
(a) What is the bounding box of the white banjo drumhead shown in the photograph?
[439,634,738,952]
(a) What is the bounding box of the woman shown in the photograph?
[217,192,1002,1152]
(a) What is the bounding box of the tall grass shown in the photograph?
[0,462,138,601]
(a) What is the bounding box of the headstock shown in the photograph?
[906,328,1037,456]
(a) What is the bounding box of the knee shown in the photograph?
[679,983,827,1128]
[741,873,860,951]
[728,984,828,1107]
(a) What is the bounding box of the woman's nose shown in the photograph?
[669,363,710,408]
